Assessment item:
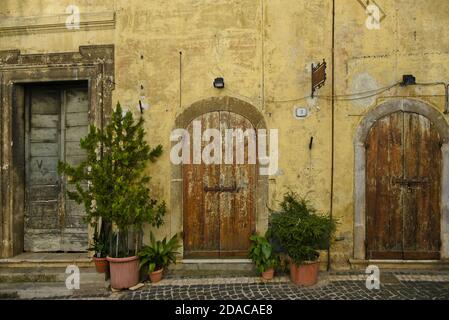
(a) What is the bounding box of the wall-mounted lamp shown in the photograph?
[213,77,225,89]
[401,74,416,86]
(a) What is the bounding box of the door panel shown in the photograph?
[25,89,61,252]
[366,111,441,260]
[183,111,256,258]
[61,88,89,251]
[402,113,441,259]
[366,112,403,259]
[219,111,256,256]
[183,112,221,257]
[24,86,89,252]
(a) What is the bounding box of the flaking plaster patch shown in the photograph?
[307,96,319,108]
[350,72,378,108]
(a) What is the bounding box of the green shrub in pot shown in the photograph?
[267,191,337,286]
[88,227,110,259]
[88,223,111,273]
[58,103,166,288]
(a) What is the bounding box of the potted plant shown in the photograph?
[59,103,166,290]
[138,233,180,283]
[88,224,110,273]
[267,192,336,286]
[248,234,278,280]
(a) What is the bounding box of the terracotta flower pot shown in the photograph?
[289,260,320,287]
[106,255,140,290]
[92,257,109,274]
[261,268,275,280]
[149,268,164,283]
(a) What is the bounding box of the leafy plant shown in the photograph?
[267,192,337,265]
[88,226,110,258]
[138,233,181,272]
[58,103,166,258]
[248,234,278,273]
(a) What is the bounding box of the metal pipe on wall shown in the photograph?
[433,82,449,115]
[328,0,336,272]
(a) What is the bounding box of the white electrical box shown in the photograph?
[294,107,308,119]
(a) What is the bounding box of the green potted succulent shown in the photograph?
[248,234,278,280]
[138,233,180,283]
[59,103,166,290]
[267,192,336,286]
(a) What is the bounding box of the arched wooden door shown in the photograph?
[366,111,442,259]
[183,111,257,258]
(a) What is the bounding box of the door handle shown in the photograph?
[221,185,238,193]
[392,177,429,186]
[204,186,221,192]
[204,183,239,193]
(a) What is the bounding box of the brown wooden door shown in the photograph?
[366,111,442,260]
[24,86,89,252]
[183,111,257,258]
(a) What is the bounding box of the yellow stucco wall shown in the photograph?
[1,0,449,268]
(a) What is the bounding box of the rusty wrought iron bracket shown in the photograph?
[311,59,327,98]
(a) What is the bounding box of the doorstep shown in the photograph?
[0,252,94,268]
[0,253,107,295]
[167,259,256,277]
[181,259,252,264]
[349,258,449,270]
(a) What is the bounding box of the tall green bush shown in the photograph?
[58,103,166,258]
[267,192,337,265]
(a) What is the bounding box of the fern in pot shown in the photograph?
[59,103,166,290]
[267,192,336,286]
[138,233,180,283]
[248,234,279,280]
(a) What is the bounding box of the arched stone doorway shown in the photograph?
[170,96,268,259]
[354,99,449,260]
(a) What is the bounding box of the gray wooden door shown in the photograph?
[24,86,89,252]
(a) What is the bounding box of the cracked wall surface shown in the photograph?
[1,0,449,268]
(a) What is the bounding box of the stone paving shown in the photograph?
[120,272,449,301]
[2,271,449,300]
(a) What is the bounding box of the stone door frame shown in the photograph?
[354,98,449,260]
[170,96,268,257]
[0,45,114,258]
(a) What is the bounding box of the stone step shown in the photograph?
[0,281,111,299]
[173,260,254,270]
[0,253,94,268]
[349,259,449,270]
[166,259,258,278]
[0,267,106,284]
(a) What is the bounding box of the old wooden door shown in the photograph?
[366,111,442,260]
[24,86,89,252]
[183,111,257,258]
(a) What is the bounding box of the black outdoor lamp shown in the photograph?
[401,74,416,86]
[213,77,225,89]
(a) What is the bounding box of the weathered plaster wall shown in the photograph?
[333,0,449,267]
[110,0,334,254]
[1,0,449,268]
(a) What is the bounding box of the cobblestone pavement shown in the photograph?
[3,271,449,300]
[120,272,449,301]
